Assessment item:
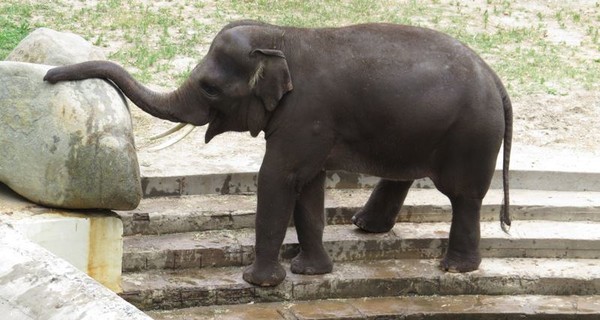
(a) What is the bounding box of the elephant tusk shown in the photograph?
[146,124,196,152]
[149,123,188,141]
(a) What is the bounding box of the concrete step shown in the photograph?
[140,168,600,197]
[118,188,600,236]
[120,258,600,310]
[128,147,600,317]
[147,295,600,319]
[122,221,600,272]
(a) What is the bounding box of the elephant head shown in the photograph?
[44,20,293,143]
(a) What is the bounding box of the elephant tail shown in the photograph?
[497,80,512,233]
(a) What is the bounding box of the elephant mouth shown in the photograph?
[205,110,222,143]
[206,108,217,125]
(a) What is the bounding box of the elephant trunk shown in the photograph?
[44,61,211,126]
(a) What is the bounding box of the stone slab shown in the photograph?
[148,295,600,319]
[149,302,287,319]
[0,224,150,320]
[0,183,123,292]
[138,169,600,197]
[118,188,600,236]
[121,258,600,310]
[121,220,600,272]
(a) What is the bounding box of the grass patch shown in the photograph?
[220,0,418,27]
[1,0,598,95]
[0,3,34,59]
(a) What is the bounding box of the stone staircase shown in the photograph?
[116,171,600,319]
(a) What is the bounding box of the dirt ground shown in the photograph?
[512,91,600,151]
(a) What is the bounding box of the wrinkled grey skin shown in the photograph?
[45,20,512,287]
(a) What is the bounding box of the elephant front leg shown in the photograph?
[290,170,333,275]
[353,179,413,233]
[440,196,482,272]
[242,167,296,287]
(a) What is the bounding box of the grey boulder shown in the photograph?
[6,28,105,66]
[0,61,141,210]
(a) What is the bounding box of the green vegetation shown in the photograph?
[1,0,598,96]
[0,3,34,59]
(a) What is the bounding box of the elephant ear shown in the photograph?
[249,48,293,112]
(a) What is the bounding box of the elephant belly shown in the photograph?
[324,144,432,181]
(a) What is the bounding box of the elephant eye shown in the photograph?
[201,82,220,97]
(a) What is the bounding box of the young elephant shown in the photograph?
[45,20,512,287]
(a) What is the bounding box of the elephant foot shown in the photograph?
[290,251,333,275]
[352,210,396,233]
[242,262,286,287]
[439,252,481,273]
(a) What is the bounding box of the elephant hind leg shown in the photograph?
[440,196,482,272]
[352,179,413,233]
[432,138,498,273]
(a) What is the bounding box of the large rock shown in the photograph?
[6,28,106,66]
[0,61,141,210]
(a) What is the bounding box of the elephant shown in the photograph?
[44,20,512,287]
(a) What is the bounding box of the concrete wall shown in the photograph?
[0,223,150,320]
[8,211,123,292]
[0,183,149,319]
[0,183,122,292]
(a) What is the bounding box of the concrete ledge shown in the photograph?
[0,183,123,292]
[0,224,151,320]
[148,295,600,319]
[119,188,600,236]
[122,258,600,310]
[6,211,123,292]
[121,220,600,272]
[140,169,600,197]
